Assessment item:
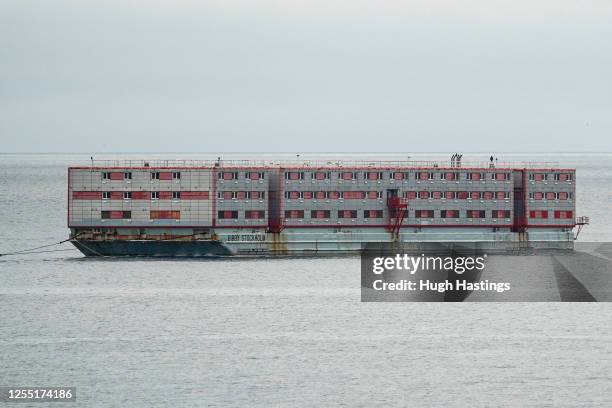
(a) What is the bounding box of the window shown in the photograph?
[404,191,417,199]
[302,191,313,199]
[313,171,330,180]
[285,191,301,199]
[236,191,247,199]
[151,210,180,220]
[343,191,365,199]
[415,210,434,218]
[285,210,305,219]
[545,192,556,200]
[418,191,430,199]
[102,172,111,180]
[123,191,132,199]
[495,173,510,181]
[441,210,459,218]
[101,210,131,219]
[445,191,456,199]
[172,191,181,199]
[431,191,443,199]
[492,210,511,218]
[364,210,384,218]
[442,172,459,181]
[219,171,238,180]
[172,171,181,180]
[368,191,383,199]
[151,172,160,180]
[483,191,494,200]
[456,191,469,199]
[466,210,486,218]
[341,172,357,181]
[151,191,160,199]
[467,172,484,181]
[245,210,265,219]
[285,171,304,180]
[470,191,481,200]
[218,191,235,199]
[311,210,331,219]
[496,191,510,200]
[416,172,434,180]
[529,173,547,181]
[338,210,358,219]
[248,171,265,180]
[217,210,238,219]
[328,191,341,199]
[554,210,573,219]
[555,173,572,181]
[102,191,110,199]
[391,172,404,180]
[557,192,568,200]
[124,172,132,180]
[364,171,383,180]
[529,210,548,219]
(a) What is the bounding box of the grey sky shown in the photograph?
[1,0,611,153]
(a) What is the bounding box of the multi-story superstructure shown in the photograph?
[67,159,585,256]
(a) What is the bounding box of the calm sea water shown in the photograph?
[1,153,612,407]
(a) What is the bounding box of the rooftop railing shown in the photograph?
[82,158,562,169]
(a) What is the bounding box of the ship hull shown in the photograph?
[71,239,233,257]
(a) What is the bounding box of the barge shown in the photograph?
[67,157,587,257]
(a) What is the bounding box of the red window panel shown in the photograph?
[150,210,180,219]
[554,210,573,219]
[529,211,549,219]
[181,191,209,200]
[534,173,546,181]
[470,191,480,200]
[365,210,384,218]
[245,210,265,219]
[418,191,429,199]
[158,191,172,199]
[445,172,456,181]
[467,210,485,218]
[405,191,417,199]
[545,192,556,200]
[492,210,511,218]
[441,210,459,218]
[109,191,123,199]
[315,191,326,199]
[393,172,404,180]
[217,210,238,219]
[249,172,260,180]
[223,172,235,180]
[367,172,380,180]
[109,172,124,180]
[338,210,357,218]
[289,191,300,199]
[222,191,233,199]
[250,191,261,199]
[418,172,429,180]
[495,191,507,200]
[483,191,494,200]
[471,173,482,181]
[329,191,340,199]
[159,172,173,181]
[445,191,455,199]
[302,191,313,199]
[416,210,434,218]
[430,191,441,199]
[341,172,354,180]
[314,172,327,180]
[367,191,379,199]
[457,191,468,199]
[289,172,301,180]
[558,173,570,181]
[73,191,102,199]
[236,191,247,199]
[285,210,304,219]
[344,191,365,199]
[558,192,568,200]
[311,210,330,219]
[533,192,543,200]
[130,191,148,200]
[110,211,125,219]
